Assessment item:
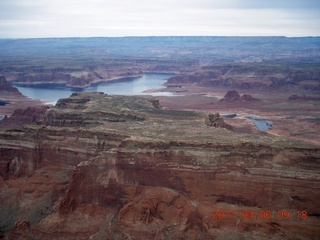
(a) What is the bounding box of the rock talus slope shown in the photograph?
[0,92,319,239]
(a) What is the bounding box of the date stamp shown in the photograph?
[212,210,308,220]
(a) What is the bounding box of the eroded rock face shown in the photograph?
[223,90,240,101]
[0,92,319,239]
[0,76,21,95]
[288,94,320,101]
[4,66,143,88]
[205,113,233,131]
[0,76,44,118]
[219,90,260,103]
[166,63,320,91]
[241,93,255,101]
[0,106,49,129]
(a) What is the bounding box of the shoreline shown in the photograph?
[0,94,44,117]
[1,72,182,118]
[11,72,175,89]
[11,74,144,89]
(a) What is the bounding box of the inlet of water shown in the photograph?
[246,116,272,131]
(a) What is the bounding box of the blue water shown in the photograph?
[13,73,175,104]
[246,117,272,131]
[221,114,237,119]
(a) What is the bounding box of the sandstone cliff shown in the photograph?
[0,106,49,129]
[0,92,319,239]
[0,76,21,95]
[205,113,233,131]
[167,63,320,92]
[0,76,44,118]
[219,90,260,104]
[2,65,143,88]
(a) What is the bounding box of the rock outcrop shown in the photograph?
[0,92,319,239]
[166,63,320,92]
[221,90,241,101]
[205,113,233,131]
[0,76,44,118]
[219,90,260,103]
[0,76,21,95]
[0,106,49,129]
[288,94,320,101]
[2,66,143,88]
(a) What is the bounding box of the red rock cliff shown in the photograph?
[0,76,21,95]
[0,92,319,239]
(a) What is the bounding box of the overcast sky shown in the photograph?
[0,0,319,38]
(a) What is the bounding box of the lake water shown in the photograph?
[220,114,272,131]
[246,117,272,131]
[13,73,175,104]
[221,114,237,119]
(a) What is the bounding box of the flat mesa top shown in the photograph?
[41,92,315,149]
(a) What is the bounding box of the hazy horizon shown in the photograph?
[1,35,320,40]
[1,0,319,38]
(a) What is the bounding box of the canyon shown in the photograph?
[1,37,320,89]
[166,62,320,91]
[0,92,319,239]
[0,36,320,239]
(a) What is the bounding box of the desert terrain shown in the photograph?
[0,37,319,239]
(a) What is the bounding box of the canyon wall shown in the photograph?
[167,64,320,92]
[0,92,319,239]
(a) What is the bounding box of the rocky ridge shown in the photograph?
[219,90,260,103]
[288,94,320,101]
[166,63,320,92]
[0,106,49,129]
[204,113,233,131]
[0,76,21,95]
[0,92,319,239]
[4,66,143,88]
[0,76,43,118]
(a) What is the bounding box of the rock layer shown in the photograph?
[167,63,320,91]
[0,76,43,118]
[0,76,21,95]
[205,113,233,130]
[0,106,49,129]
[288,94,320,101]
[219,90,260,104]
[0,92,319,239]
[7,66,143,88]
